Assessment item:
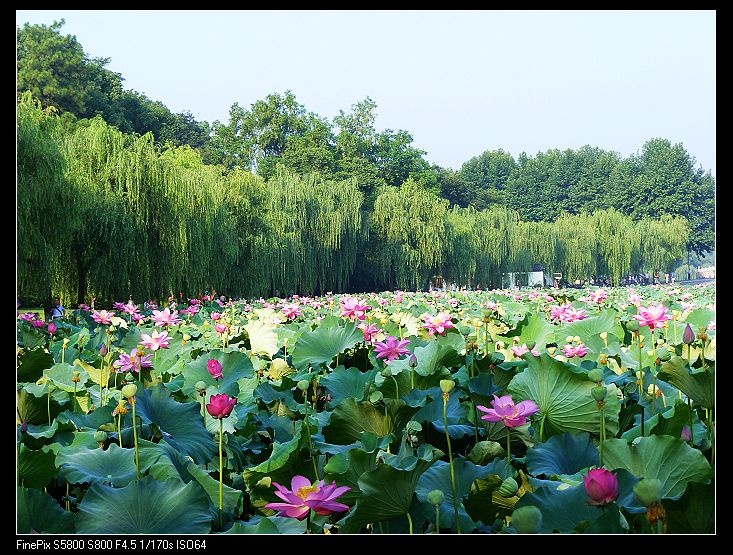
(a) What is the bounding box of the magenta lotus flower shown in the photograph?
[206,393,236,419]
[358,322,381,343]
[20,312,35,321]
[47,322,57,334]
[340,297,370,320]
[564,307,588,322]
[132,313,145,324]
[112,302,126,311]
[31,319,45,328]
[633,304,672,330]
[113,348,153,373]
[151,308,181,327]
[214,323,227,334]
[210,312,222,321]
[422,312,454,336]
[373,336,411,363]
[477,394,539,428]
[92,310,115,325]
[629,292,642,306]
[282,304,302,319]
[583,468,618,506]
[561,343,589,358]
[378,298,389,307]
[78,304,91,311]
[265,476,351,520]
[207,359,224,380]
[681,425,692,442]
[139,330,170,351]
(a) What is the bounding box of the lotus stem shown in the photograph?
[637,335,644,436]
[599,404,605,466]
[219,418,223,529]
[406,511,413,534]
[303,395,319,481]
[442,393,461,534]
[117,413,122,448]
[506,427,511,465]
[391,375,399,399]
[131,399,140,479]
[435,505,440,534]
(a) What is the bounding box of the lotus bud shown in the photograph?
[121,383,137,399]
[381,367,392,377]
[296,380,309,391]
[511,505,543,534]
[525,341,536,351]
[591,386,607,402]
[408,354,418,367]
[194,380,207,396]
[71,370,81,383]
[427,490,445,507]
[656,347,671,362]
[587,368,603,383]
[94,430,108,448]
[498,477,519,497]
[626,320,640,332]
[99,343,108,356]
[633,478,663,507]
[682,324,695,345]
[439,380,455,394]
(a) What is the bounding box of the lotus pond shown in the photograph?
[16,284,715,534]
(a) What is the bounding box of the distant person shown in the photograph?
[671,272,675,284]
[51,297,65,319]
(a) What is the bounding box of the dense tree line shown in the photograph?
[18,94,690,306]
[17,20,715,261]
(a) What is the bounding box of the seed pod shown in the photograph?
[498,477,519,497]
[439,380,455,394]
[633,478,663,507]
[511,505,543,534]
[626,320,640,332]
[591,386,608,402]
[121,383,138,399]
[427,490,445,506]
[296,380,309,391]
[587,368,603,383]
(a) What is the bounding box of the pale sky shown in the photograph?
[16,10,716,176]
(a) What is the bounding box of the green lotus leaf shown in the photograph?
[17,348,55,383]
[663,481,715,533]
[515,482,603,532]
[18,444,58,490]
[75,476,211,534]
[338,445,441,533]
[621,399,692,441]
[386,339,462,379]
[134,384,215,464]
[525,432,599,477]
[684,308,715,330]
[323,398,424,445]
[180,349,254,399]
[185,461,243,521]
[508,353,620,438]
[602,435,712,500]
[416,457,512,532]
[17,487,75,533]
[226,515,306,534]
[46,362,89,392]
[56,443,139,487]
[319,366,375,404]
[560,309,615,343]
[657,357,714,409]
[291,318,362,371]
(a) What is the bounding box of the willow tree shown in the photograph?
[636,215,689,275]
[371,179,449,290]
[591,208,639,285]
[554,212,598,282]
[17,92,79,306]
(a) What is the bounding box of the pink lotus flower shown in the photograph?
[628,292,642,306]
[681,425,692,442]
[265,476,350,520]
[590,289,608,303]
[422,312,454,336]
[113,348,153,373]
[190,298,201,306]
[477,394,539,428]
[561,343,589,358]
[583,468,618,506]
[78,304,91,311]
[545,295,554,302]
[378,298,389,307]
[122,301,139,315]
[20,312,35,321]
[485,301,498,311]
[210,312,222,321]
[358,322,381,343]
[511,344,540,357]
[394,291,404,303]
[139,330,170,351]
[207,359,223,380]
[206,393,236,419]
[132,313,145,325]
[564,306,588,322]
[92,310,115,325]
[112,302,126,311]
[31,319,45,328]
[282,304,302,319]
[633,304,672,330]
[528,292,540,300]
[214,323,227,334]
[151,308,181,327]
[373,336,411,363]
[47,322,57,334]
[340,297,370,320]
